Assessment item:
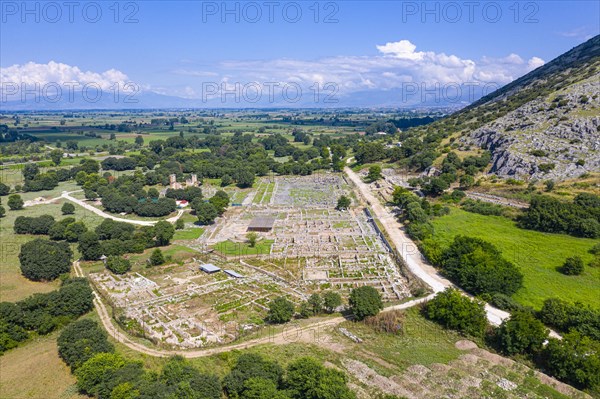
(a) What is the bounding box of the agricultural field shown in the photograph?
[430,207,600,309]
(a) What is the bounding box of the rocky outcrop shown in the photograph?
[462,76,600,181]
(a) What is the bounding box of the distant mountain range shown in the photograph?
[0,73,506,111]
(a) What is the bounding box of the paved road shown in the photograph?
[61,191,183,226]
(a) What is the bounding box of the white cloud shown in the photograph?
[0,61,131,91]
[189,40,542,96]
[376,40,425,60]
[2,41,545,105]
[528,57,545,70]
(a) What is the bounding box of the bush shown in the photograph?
[439,236,523,296]
[19,239,72,281]
[539,331,600,391]
[539,298,600,341]
[149,248,165,266]
[7,194,24,210]
[496,311,548,355]
[322,291,342,313]
[461,199,505,216]
[267,296,295,324]
[560,256,584,275]
[364,310,404,334]
[106,256,131,275]
[61,202,75,215]
[425,288,488,337]
[13,215,55,235]
[349,286,383,321]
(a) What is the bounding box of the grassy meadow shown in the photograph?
[430,207,600,309]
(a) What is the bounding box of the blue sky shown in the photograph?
[1,1,598,105]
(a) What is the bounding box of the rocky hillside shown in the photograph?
[439,35,600,181]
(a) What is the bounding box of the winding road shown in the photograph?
[61,190,184,226]
[74,259,434,358]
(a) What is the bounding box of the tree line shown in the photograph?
[0,278,93,354]
[56,317,356,399]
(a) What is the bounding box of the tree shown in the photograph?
[175,218,185,230]
[58,319,114,371]
[209,190,229,215]
[440,236,523,296]
[459,174,474,189]
[50,149,63,166]
[267,296,295,323]
[497,311,548,355]
[149,248,165,266]
[223,354,284,398]
[76,352,127,396]
[221,174,232,186]
[106,256,131,275]
[61,202,75,215]
[19,239,72,281]
[154,221,175,246]
[247,232,258,248]
[0,182,11,196]
[349,286,383,321]
[134,135,144,146]
[23,163,39,181]
[236,169,255,188]
[336,195,351,211]
[192,200,218,225]
[13,215,55,235]
[307,293,323,315]
[65,221,88,242]
[7,194,24,210]
[0,205,4,218]
[425,288,487,337]
[286,357,355,399]
[241,378,289,399]
[366,165,382,182]
[540,331,600,391]
[147,187,160,199]
[560,256,584,275]
[323,291,342,313]
[78,231,103,261]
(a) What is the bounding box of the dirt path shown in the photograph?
[345,166,561,339]
[61,191,183,226]
[345,167,514,326]
[74,261,436,358]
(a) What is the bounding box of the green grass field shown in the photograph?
[213,239,274,256]
[173,227,205,240]
[0,197,105,302]
[430,207,600,309]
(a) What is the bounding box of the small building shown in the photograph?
[176,200,189,208]
[247,216,276,232]
[200,263,221,274]
[224,269,244,279]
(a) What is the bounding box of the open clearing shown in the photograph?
[0,332,86,399]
